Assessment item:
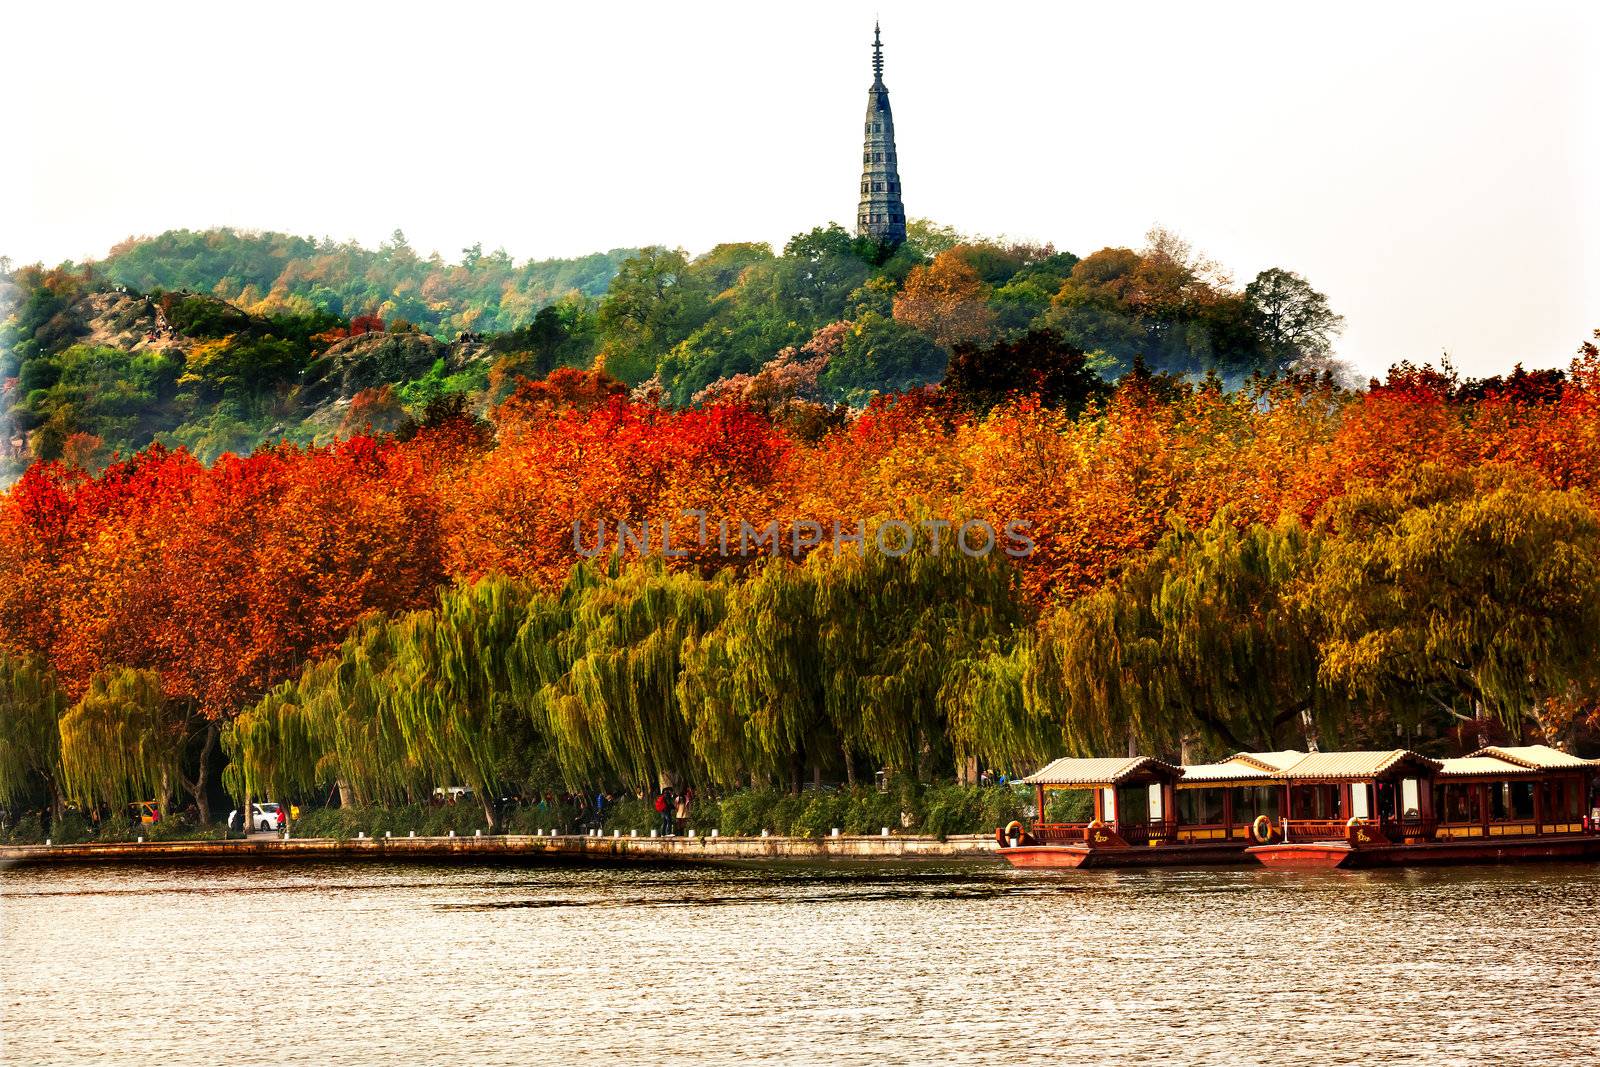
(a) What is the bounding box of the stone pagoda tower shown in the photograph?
[856,22,906,248]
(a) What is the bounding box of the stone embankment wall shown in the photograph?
[0,832,999,867]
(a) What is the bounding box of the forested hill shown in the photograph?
[1,221,1350,481]
[95,228,637,337]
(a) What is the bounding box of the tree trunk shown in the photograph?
[842,743,857,788]
[480,790,498,834]
[179,724,216,825]
[1300,709,1321,754]
[158,768,172,826]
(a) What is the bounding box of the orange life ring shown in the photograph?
[1087,819,1106,830]
[1251,815,1273,844]
[1002,820,1024,845]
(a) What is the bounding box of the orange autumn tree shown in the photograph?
[892,249,997,350]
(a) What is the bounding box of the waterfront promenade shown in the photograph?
[0,831,998,867]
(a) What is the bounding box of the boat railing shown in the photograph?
[1117,819,1178,846]
[1030,822,1091,845]
[1282,817,1437,843]
[1029,819,1181,846]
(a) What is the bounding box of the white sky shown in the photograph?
[5,0,1596,377]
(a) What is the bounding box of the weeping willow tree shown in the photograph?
[939,635,1057,774]
[227,615,418,811]
[680,532,1027,788]
[1309,465,1600,740]
[679,558,841,790]
[814,532,1026,780]
[382,576,548,827]
[523,559,728,791]
[229,579,553,827]
[1026,513,1331,760]
[59,667,182,814]
[0,651,67,815]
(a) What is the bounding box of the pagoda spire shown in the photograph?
[856,22,906,247]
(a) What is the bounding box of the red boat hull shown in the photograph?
[996,842,1252,869]
[1248,834,1600,870]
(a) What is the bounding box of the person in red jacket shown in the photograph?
[655,790,674,837]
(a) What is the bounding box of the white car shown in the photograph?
[230,802,284,832]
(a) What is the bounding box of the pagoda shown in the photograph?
[856,22,906,247]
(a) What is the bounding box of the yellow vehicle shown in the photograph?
[132,801,161,825]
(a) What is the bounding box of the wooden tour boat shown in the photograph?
[997,745,1599,871]
[1246,745,1600,870]
[995,753,1293,868]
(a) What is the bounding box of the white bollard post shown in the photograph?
[710,829,718,838]
[831,827,841,838]
[882,827,890,837]
[536,828,543,837]
[630,830,638,838]
[138,836,144,843]
[357,831,364,839]
[448,830,456,838]
[761,829,770,838]
[688,828,696,838]
[45,838,51,847]
[385,831,391,839]
[651,829,659,838]
[612,830,620,838]
[409,830,415,838]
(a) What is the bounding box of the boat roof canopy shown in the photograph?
[1466,744,1596,770]
[1271,749,1442,782]
[1178,753,1297,785]
[1022,756,1183,787]
[1027,746,1593,789]
[1436,754,1546,779]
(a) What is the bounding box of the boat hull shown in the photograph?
[1248,834,1600,870]
[996,842,1252,869]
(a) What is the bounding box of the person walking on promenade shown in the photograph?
[656,789,673,837]
[674,788,690,836]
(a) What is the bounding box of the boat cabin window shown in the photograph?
[1178,788,1226,826]
[1374,781,1398,820]
[1400,778,1421,818]
[1147,784,1164,821]
[1350,783,1369,819]
[1433,783,1482,823]
[1289,784,1343,820]
[1044,790,1094,822]
[1230,785,1279,822]
[1542,778,1582,821]
[1114,785,1150,825]
[1489,782,1537,820]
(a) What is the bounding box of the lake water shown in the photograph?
[2,859,1597,1065]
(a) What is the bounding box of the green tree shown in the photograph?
[58,667,182,815]
[0,651,66,814]
[595,248,713,385]
[819,312,946,403]
[1308,466,1600,737]
[1245,267,1344,368]
[1025,515,1333,758]
[523,561,728,790]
